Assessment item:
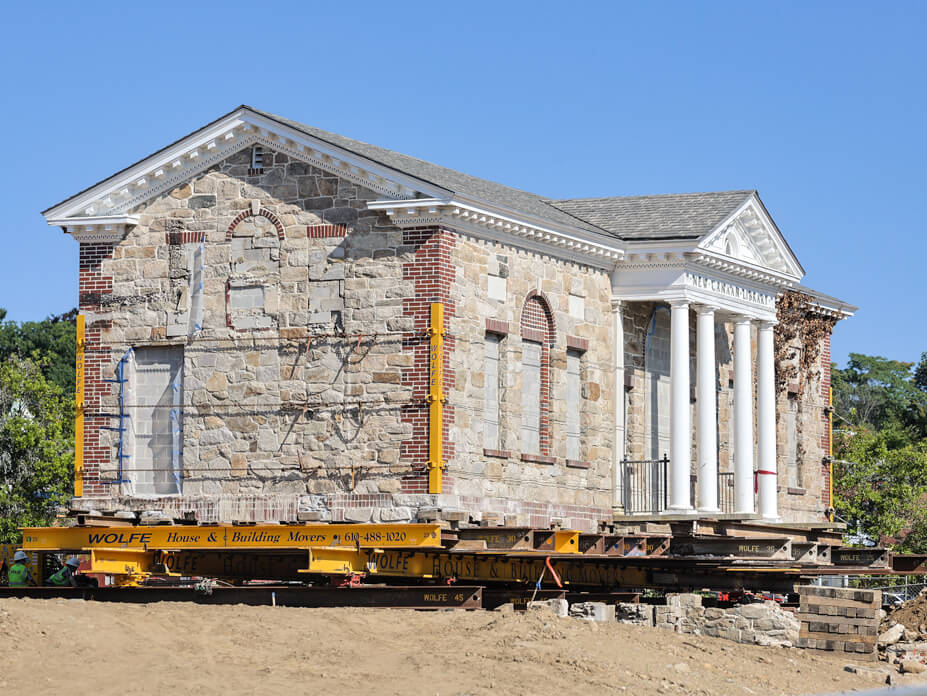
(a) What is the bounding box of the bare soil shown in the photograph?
[887,591,927,635]
[0,598,915,695]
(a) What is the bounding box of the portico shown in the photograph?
[601,192,805,521]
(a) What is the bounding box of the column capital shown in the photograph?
[695,304,719,316]
[732,315,753,327]
[610,298,623,311]
[668,299,689,309]
[756,319,778,330]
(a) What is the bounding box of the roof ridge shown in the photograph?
[550,189,756,204]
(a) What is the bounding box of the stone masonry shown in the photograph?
[72,140,840,528]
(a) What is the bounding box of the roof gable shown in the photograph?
[697,193,804,280]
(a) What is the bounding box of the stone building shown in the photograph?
[42,106,854,530]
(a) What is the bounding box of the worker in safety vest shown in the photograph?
[7,550,36,587]
[46,556,81,587]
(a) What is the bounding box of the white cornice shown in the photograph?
[42,108,448,226]
[367,198,625,270]
[46,215,139,243]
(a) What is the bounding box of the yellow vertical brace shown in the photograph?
[74,314,85,498]
[427,303,445,494]
[828,386,834,522]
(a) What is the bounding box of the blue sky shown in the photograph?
[2,1,924,367]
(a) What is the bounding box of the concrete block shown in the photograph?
[527,598,568,618]
[569,602,616,622]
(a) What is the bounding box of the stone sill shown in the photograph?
[483,448,512,459]
[565,460,591,469]
[786,487,806,496]
[521,453,556,465]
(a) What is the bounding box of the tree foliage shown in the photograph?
[833,352,927,552]
[0,356,74,543]
[0,308,77,395]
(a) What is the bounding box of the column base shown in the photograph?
[697,506,721,514]
[662,506,696,514]
[760,515,782,523]
[734,509,757,517]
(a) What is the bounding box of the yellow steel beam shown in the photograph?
[301,547,649,587]
[74,314,85,498]
[21,523,442,552]
[427,302,445,494]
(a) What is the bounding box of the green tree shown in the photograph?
[834,426,927,552]
[0,308,77,395]
[832,353,926,433]
[0,356,74,543]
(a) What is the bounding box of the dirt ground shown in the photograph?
[887,590,927,635]
[0,598,916,696]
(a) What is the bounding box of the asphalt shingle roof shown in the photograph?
[548,190,756,241]
[248,107,608,236]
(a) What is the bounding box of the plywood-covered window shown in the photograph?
[483,333,502,450]
[566,348,582,461]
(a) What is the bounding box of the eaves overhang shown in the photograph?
[367,198,625,270]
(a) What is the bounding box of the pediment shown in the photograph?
[698,195,804,281]
[43,107,439,226]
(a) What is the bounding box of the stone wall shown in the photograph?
[445,234,616,529]
[616,594,800,648]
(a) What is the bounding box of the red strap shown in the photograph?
[545,557,562,588]
[754,469,777,493]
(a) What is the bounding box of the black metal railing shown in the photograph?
[621,456,669,514]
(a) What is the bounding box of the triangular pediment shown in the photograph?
[698,194,804,281]
[43,106,440,226]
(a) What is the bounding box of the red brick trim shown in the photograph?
[566,335,589,352]
[485,318,510,335]
[399,227,457,494]
[307,224,348,239]
[483,448,512,459]
[166,231,206,245]
[520,293,555,456]
[565,459,591,469]
[226,208,285,241]
[521,453,556,465]
[78,242,118,497]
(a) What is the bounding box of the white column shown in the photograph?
[668,301,693,511]
[612,299,625,510]
[733,317,755,515]
[696,306,720,512]
[756,320,778,520]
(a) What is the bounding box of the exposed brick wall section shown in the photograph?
[820,332,832,507]
[78,243,117,497]
[307,224,347,239]
[165,231,206,245]
[400,227,457,493]
[520,290,555,456]
[226,208,284,240]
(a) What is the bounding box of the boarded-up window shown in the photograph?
[786,395,801,487]
[566,349,582,460]
[483,333,502,450]
[131,346,183,496]
[521,341,541,454]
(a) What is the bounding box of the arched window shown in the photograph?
[520,293,555,456]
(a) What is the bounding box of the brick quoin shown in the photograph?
[520,290,556,457]
[78,242,117,497]
[820,333,833,507]
[399,227,456,493]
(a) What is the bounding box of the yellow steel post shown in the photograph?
[74,314,85,498]
[427,303,445,494]
[829,386,834,522]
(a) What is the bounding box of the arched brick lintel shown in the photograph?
[226,208,285,241]
[520,290,557,345]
